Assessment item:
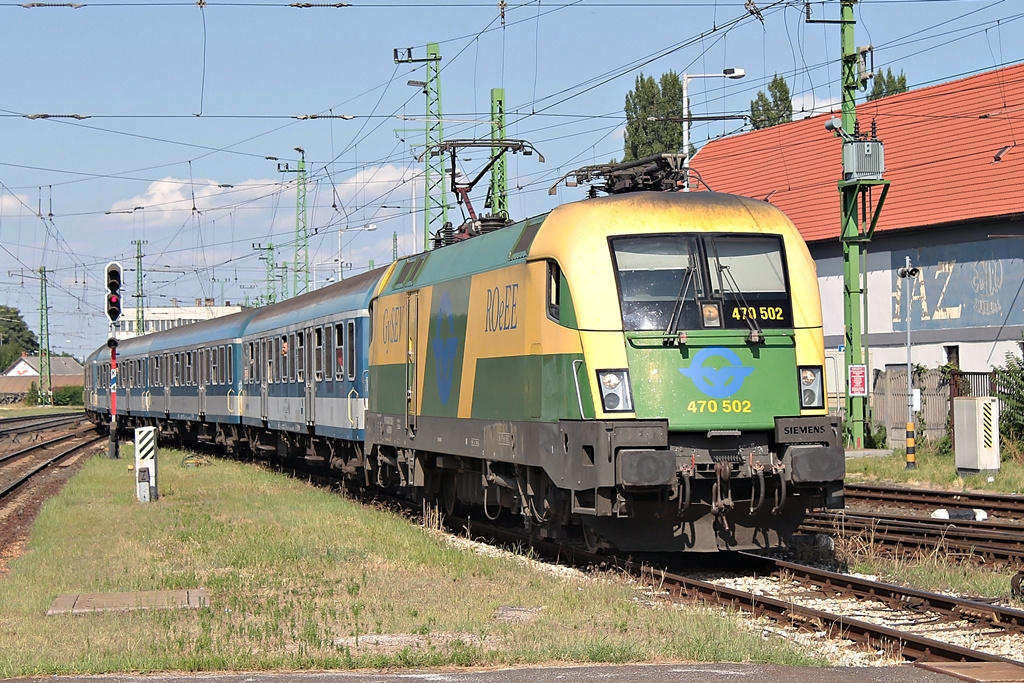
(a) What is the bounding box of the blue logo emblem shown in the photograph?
[432,290,458,405]
[678,347,754,398]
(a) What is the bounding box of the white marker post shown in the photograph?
[134,426,158,503]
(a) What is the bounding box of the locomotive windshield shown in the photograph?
[610,233,793,332]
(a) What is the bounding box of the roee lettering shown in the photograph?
[381,306,403,347]
[485,284,518,332]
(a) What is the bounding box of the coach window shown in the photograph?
[325,324,334,381]
[256,339,264,384]
[287,333,295,382]
[347,320,356,381]
[226,348,233,385]
[296,332,306,383]
[314,327,324,382]
[219,345,227,384]
[335,323,345,380]
[547,261,560,322]
[244,342,252,383]
[210,347,219,385]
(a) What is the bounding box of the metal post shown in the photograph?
[682,75,690,192]
[898,255,919,468]
[109,341,119,459]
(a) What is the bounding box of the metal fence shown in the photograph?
[869,369,996,448]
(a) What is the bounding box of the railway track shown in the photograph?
[0,428,104,503]
[416,507,1024,666]
[252,461,1024,666]
[0,412,87,445]
[801,510,1024,566]
[845,483,1024,519]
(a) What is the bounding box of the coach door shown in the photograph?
[406,290,419,437]
[261,338,270,422]
[302,328,315,426]
[198,348,208,418]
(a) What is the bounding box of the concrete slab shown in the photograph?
[846,448,895,458]
[914,662,1024,682]
[46,588,209,615]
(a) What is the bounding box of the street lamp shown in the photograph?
[898,256,920,469]
[682,68,745,191]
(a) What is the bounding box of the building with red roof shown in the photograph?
[691,63,1024,382]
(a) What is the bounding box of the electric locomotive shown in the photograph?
[84,154,843,554]
[365,155,843,552]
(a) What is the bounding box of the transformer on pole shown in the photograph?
[395,43,447,252]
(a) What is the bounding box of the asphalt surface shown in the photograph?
[0,663,980,683]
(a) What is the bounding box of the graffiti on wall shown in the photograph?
[891,242,1024,330]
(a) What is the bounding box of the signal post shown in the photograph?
[105,262,123,459]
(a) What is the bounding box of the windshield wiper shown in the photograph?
[665,266,695,338]
[712,258,765,343]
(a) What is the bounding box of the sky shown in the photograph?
[1,0,1022,362]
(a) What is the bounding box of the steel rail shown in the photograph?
[440,515,1023,665]
[0,428,98,466]
[742,553,1024,635]
[0,434,104,501]
[801,513,1024,565]
[845,483,1024,517]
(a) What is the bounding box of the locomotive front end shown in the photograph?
[540,190,844,552]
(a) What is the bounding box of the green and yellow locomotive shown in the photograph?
[366,156,843,552]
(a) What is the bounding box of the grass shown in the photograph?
[0,448,821,676]
[0,405,83,417]
[845,434,1024,494]
[841,434,1024,600]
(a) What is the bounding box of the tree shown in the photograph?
[749,74,792,130]
[623,71,687,161]
[867,68,908,101]
[0,306,38,371]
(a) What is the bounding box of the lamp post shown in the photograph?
[681,68,745,191]
[898,256,920,469]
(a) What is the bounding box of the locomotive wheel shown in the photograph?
[582,521,602,554]
[441,473,458,516]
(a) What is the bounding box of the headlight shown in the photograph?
[798,366,824,409]
[701,302,721,327]
[597,369,633,412]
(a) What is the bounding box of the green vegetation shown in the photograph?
[623,71,688,161]
[842,437,1024,600]
[0,305,39,371]
[24,383,83,407]
[0,451,820,676]
[845,435,1024,494]
[866,68,908,101]
[749,75,792,130]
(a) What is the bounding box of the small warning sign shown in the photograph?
[849,364,868,397]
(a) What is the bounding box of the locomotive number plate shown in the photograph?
[687,399,752,413]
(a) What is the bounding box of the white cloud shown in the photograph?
[791,93,841,120]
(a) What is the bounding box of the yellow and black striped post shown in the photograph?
[905,422,916,469]
[134,426,159,503]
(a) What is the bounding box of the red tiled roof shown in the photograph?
[690,63,1024,243]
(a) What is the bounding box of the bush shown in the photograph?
[53,385,84,406]
[24,382,39,406]
[993,350,1024,440]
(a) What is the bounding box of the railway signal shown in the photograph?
[105,261,123,323]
